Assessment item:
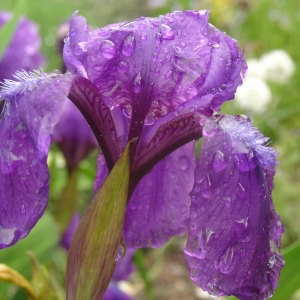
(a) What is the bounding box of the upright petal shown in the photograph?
[0,70,74,248]
[184,115,284,299]
[0,11,44,81]
[123,143,195,248]
[64,11,246,130]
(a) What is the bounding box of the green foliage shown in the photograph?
[0,213,60,299]
[272,242,300,300]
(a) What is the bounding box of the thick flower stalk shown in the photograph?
[0,10,284,300]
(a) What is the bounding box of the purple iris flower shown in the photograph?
[52,100,97,172]
[0,10,284,299]
[0,11,44,81]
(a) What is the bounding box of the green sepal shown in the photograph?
[66,142,131,300]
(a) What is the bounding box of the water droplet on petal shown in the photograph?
[132,73,142,94]
[122,34,136,57]
[199,175,213,199]
[202,119,218,137]
[115,243,126,263]
[144,112,156,125]
[219,83,227,91]
[20,204,26,215]
[190,268,201,280]
[237,182,247,199]
[0,227,16,245]
[224,197,232,208]
[235,152,257,172]
[217,246,235,274]
[161,24,175,40]
[141,32,147,40]
[213,150,227,172]
[179,155,190,171]
[118,60,129,73]
[122,104,132,118]
[100,40,116,60]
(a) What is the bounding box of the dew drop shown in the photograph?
[132,73,142,94]
[141,32,147,41]
[122,104,132,118]
[144,112,156,125]
[161,24,175,40]
[115,243,126,263]
[224,197,232,208]
[234,152,257,172]
[213,150,227,172]
[219,83,227,91]
[217,246,235,274]
[20,204,26,215]
[190,268,201,280]
[202,119,217,137]
[94,75,117,94]
[200,175,213,199]
[167,16,174,23]
[0,227,16,245]
[237,182,247,199]
[100,40,116,60]
[122,34,136,57]
[179,155,190,171]
[118,60,129,73]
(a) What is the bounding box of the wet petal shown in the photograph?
[0,12,44,81]
[0,70,74,248]
[184,115,284,299]
[64,11,245,125]
[123,143,196,248]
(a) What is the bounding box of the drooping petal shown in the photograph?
[184,115,284,299]
[0,11,44,81]
[123,143,196,248]
[0,70,74,248]
[64,11,246,130]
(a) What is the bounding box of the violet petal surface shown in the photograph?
[0,71,74,247]
[64,10,246,134]
[123,143,195,248]
[184,115,284,299]
[0,11,44,81]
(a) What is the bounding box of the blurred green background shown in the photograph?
[0,0,299,299]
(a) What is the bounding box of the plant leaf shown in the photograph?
[66,142,131,300]
[271,242,300,299]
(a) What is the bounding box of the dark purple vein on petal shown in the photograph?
[132,112,205,184]
[68,76,120,170]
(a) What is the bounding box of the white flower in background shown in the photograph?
[235,76,272,113]
[235,49,295,113]
[246,58,267,79]
[147,0,167,8]
[260,49,295,84]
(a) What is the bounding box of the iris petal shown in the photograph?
[123,143,196,248]
[184,115,284,299]
[0,71,74,247]
[64,11,246,126]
